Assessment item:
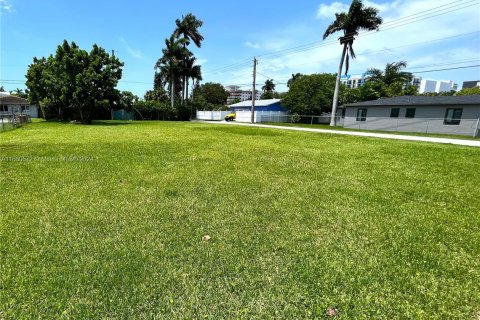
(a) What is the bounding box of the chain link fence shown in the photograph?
[0,114,32,132]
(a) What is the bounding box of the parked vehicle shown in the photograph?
[225,113,236,121]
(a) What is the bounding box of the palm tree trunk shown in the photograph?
[330,43,348,126]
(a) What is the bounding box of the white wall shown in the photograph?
[196,111,230,121]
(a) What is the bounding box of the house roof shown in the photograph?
[229,99,281,108]
[344,95,480,107]
[0,93,30,105]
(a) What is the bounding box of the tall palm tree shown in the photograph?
[155,35,192,108]
[366,61,412,85]
[262,79,275,93]
[183,56,202,101]
[323,0,382,126]
[174,13,204,102]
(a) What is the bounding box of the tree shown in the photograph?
[287,73,303,88]
[456,87,480,95]
[118,91,139,111]
[0,86,5,92]
[323,0,382,125]
[10,88,29,99]
[174,13,204,102]
[26,40,123,123]
[282,73,338,115]
[192,82,229,106]
[262,79,276,93]
[366,61,412,85]
[155,35,192,108]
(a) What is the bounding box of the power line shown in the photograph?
[407,64,480,73]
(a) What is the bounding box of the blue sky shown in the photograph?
[1,0,479,97]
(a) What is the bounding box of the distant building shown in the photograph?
[418,79,457,94]
[226,85,261,104]
[340,74,367,89]
[462,80,480,89]
[0,92,39,118]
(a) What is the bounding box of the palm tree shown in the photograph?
[287,73,303,88]
[174,13,204,102]
[366,61,412,85]
[155,35,192,108]
[181,56,202,102]
[262,79,275,93]
[323,0,382,126]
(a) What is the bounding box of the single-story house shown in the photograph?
[228,99,287,112]
[342,95,480,137]
[0,93,39,118]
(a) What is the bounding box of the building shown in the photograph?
[228,99,286,112]
[342,95,480,137]
[462,80,480,89]
[418,79,457,94]
[340,74,367,89]
[0,93,39,118]
[226,85,261,104]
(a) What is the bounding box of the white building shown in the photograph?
[340,74,366,89]
[226,85,261,104]
[418,79,457,94]
[0,92,39,118]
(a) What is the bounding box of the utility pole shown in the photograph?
[250,57,258,123]
[112,50,115,57]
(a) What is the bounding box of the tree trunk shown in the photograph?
[330,43,348,126]
[170,76,174,109]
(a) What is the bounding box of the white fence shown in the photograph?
[235,111,290,123]
[343,117,480,137]
[196,111,230,121]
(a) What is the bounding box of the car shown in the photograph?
[225,113,236,121]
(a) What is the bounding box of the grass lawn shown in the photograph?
[261,122,479,140]
[1,120,479,319]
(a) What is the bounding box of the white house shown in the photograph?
[342,95,480,137]
[0,93,39,118]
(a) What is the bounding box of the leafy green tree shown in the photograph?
[192,82,229,106]
[262,79,275,93]
[323,0,382,125]
[0,86,5,92]
[118,91,139,111]
[229,98,241,105]
[26,40,123,123]
[282,73,337,115]
[456,87,480,95]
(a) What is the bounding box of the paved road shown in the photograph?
[201,121,480,147]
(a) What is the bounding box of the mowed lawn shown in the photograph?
[1,121,479,319]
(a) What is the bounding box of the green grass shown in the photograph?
[261,122,479,140]
[1,120,479,319]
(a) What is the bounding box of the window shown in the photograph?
[21,105,30,112]
[356,108,367,121]
[390,108,400,118]
[406,108,416,118]
[444,108,463,125]
[0,105,8,112]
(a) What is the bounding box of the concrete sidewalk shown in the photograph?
[201,121,480,147]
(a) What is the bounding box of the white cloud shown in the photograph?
[0,0,14,13]
[245,41,260,49]
[316,2,348,19]
[119,37,144,59]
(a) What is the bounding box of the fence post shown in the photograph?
[425,119,429,134]
[311,116,313,125]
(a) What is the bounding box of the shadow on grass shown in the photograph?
[91,120,135,126]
